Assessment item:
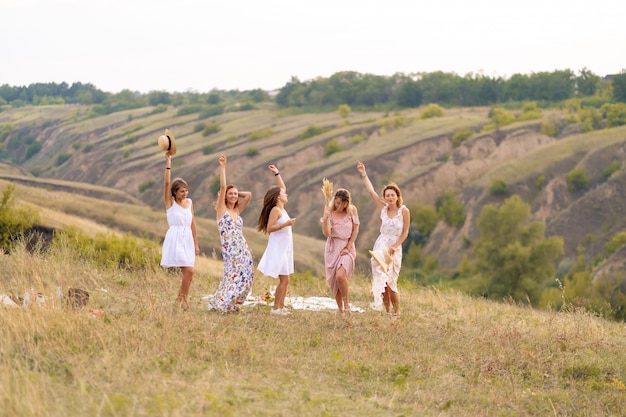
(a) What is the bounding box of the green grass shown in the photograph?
[2,242,626,416]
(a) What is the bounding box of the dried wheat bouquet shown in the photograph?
[321,177,333,207]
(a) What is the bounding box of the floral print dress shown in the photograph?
[208,212,254,313]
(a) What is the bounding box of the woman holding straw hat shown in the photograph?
[208,154,254,313]
[356,160,410,318]
[321,181,360,317]
[159,130,200,310]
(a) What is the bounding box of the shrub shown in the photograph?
[138,180,154,193]
[151,104,168,114]
[420,103,444,119]
[246,147,259,156]
[602,103,626,128]
[518,101,542,121]
[535,175,546,189]
[301,125,325,140]
[0,184,41,251]
[337,104,351,118]
[248,127,274,141]
[324,139,342,157]
[202,145,214,155]
[602,161,621,181]
[540,119,557,137]
[199,105,224,119]
[51,227,160,270]
[210,176,220,196]
[194,123,206,133]
[55,153,71,166]
[605,232,626,256]
[565,167,591,192]
[202,122,221,137]
[578,107,602,132]
[482,107,516,131]
[451,128,473,147]
[489,179,508,195]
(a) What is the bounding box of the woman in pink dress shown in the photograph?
[321,188,359,316]
[356,160,410,318]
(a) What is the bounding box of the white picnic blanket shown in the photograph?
[201,294,365,313]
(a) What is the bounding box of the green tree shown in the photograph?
[611,72,626,103]
[602,102,626,128]
[473,195,564,304]
[396,79,423,107]
[435,192,465,228]
[337,104,351,118]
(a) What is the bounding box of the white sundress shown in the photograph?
[160,199,195,268]
[370,204,406,310]
[257,209,294,278]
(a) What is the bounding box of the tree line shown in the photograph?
[2,69,625,114]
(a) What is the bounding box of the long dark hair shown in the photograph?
[257,186,281,234]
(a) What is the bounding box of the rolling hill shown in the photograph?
[2,102,626,274]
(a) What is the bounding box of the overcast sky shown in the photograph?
[2,0,624,94]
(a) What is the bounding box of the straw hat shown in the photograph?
[369,247,393,274]
[157,129,177,155]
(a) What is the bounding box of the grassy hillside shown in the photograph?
[2,242,625,416]
[3,102,626,285]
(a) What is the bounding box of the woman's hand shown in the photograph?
[268,164,279,175]
[356,160,366,177]
[219,154,226,166]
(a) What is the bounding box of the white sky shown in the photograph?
[1,0,624,94]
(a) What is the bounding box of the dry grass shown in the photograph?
[2,243,626,416]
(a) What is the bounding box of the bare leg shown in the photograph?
[382,286,392,313]
[273,275,290,310]
[335,266,350,314]
[389,288,400,316]
[177,267,194,309]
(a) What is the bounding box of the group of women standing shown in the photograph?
[160,151,409,318]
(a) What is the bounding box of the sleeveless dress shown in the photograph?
[324,212,359,296]
[208,212,254,313]
[160,199,195,268]
[370,204,406,310]
[257,209,294,278]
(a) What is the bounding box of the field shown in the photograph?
[2,242,626,417]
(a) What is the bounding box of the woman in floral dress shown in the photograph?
[321,188,359,316]
[208,154,254,313]
[356,160,410,318]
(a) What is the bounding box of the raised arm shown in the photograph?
[237,191,252,213]
[356,160,384,211]
[215,154,227,218]
[268,164,286,191]
[163,152,173,209]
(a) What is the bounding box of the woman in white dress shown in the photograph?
[160,152,200,309]
[356,160,410,318]
[257,164,296,316]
